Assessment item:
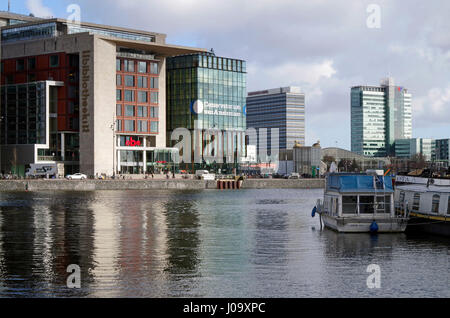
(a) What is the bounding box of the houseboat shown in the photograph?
[313,173,409,233]
[394,176,450,237]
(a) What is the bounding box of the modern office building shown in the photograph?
[246,87,305,156]
[0,10,42,27]
[0,12,206,176]
[166,52,247,173]
[351,77,412,157]
[395,138,434,161]
[434,139,450,167]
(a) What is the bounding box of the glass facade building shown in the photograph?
[167,53,247,172]
[351,78,412,157]
[246,87,305,154]
[434,139,450,167]
[395,138,434,161]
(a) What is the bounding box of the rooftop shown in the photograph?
[248,87,303,97]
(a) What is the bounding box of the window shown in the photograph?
[399,191,405,203]
[342,196,357,214]
[125,105,135,117]
[150,77,158,89]
[17,59,25,71]
[138,76,148,88]
[116,89,122,101]
[116,75,122,86]
[137,106,147,117]
[125,75,135,87]
[28,73,37,82]
[116,120,122,131]
[412,193,420,211]
[150,107,159,118]
[138,91,147,103]
[124,90,134,102]
[124,60,134,72]
[360,196,375,214]
[150,92,158,104]
[116,59,121,71]
[150,121,158,133]
[138,61,147,73]
[137,120,147,132]
[124,120,135,131]
[432,194,440,214]
[448,196,450,215]
[150,62,158,74]
[50,55,59,67]
[116,104,122,116]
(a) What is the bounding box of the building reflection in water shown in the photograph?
[109,190,169,297]
[0,192,97,296]
[0,194,37,295]
[251,205,289,295]
[162,192,200,277]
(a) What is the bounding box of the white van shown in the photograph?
[195,170,209,179]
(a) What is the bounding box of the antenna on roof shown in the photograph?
[8,0,11,12]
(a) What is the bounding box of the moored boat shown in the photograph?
[313,173,409,233]
[394,176,450,237]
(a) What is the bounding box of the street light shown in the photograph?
[110,120,116,178]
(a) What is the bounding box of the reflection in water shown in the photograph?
[163,194,200,276]
[0,189,448,298]
[0,197,36,295]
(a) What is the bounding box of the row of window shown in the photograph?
[116,59,158,74]
[116,119,159,133]
[116,90,158,103]
[400,192,450,214]
[117,75,158,88]
[117,105,159,118]
[12,55,63,72]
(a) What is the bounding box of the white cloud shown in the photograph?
[247,60,336,92]
[26,0,54,18]
[414,86,450,123]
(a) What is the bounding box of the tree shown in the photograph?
[410,153,426,170]
[338,159,352,172]
[323,155,336,170]
[350,159,360,172]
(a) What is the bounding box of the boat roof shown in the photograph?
[326,173,394,194]
[395,184,450,194]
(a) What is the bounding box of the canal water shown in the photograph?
[0,189,448,298]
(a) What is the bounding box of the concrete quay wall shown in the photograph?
[0,179,325,192]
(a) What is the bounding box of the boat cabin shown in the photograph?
[395,184,450,217]
[323,173,395,218]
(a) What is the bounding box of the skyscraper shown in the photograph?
[351,77,412,157]
[246,87,305,153]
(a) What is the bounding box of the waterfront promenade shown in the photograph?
[0,178,325,192]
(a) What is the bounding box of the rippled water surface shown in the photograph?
[0,189,448,298]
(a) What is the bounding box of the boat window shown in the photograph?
[359,196,375,214]
[376,196,391,214]
[412,193,420,212]
[342,196,357,214]
[431,194,440,214]
[448,196,450,215]
[399,191,405,203]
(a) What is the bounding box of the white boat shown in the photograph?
[313,173,409,233]
[394,176,450,237]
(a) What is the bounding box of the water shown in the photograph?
[0,189,448,298]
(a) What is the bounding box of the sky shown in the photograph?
[3,0,450,149]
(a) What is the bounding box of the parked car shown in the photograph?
[289,173,300,179]
[66,173,87,180]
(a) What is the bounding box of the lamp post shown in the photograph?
[110,121,116,178]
